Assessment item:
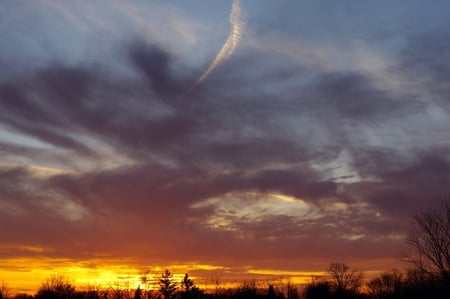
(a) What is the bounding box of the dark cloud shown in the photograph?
[400,32,450,81]
[128,42,190,99]
[398,32,450,109]
[348,151,450,219]
[300,71,423,122]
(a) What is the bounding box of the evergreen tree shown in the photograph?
[159,270,178,299]
[134,286,142,299]
[180,273,202,299]
[267,285,276,299]
[181,274,194,292]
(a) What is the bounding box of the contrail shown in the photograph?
[188,0,246,92]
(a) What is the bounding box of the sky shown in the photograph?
[1,0,450,294]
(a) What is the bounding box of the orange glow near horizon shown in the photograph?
[246,269,328,285]
[0,257,140,294]
[0,256,405,295]
[0,257,236,295]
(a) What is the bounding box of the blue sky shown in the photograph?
[1,0,450,288]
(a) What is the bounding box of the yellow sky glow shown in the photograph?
[0,257,233,295]
[0,254,406,295]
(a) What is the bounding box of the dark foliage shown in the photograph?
[367,268,450,299]
[159,270,178,299]
[179,274,203,299]
[303,280,332,299]
[35,275,76,299]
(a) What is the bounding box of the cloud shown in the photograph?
[194,0,247,86]
[0,14,449,271]
[129,42,190,99]
[299,71,422,121]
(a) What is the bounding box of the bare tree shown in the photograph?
[83,283,108,299]
[35,275,76,299]
[328,262,363,294]
[285,281,299,299]
[367,269,403,299]
[140,269,157,299]
[209,271,225,296]
[109,278,133,299]
[0,281,10,299]
[407,198,450,282]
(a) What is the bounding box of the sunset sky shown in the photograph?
[1,0,450,294]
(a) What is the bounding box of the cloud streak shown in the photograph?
[190,0,246,90]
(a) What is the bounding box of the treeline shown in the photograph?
[303,264,449,299]
[1,264,449,299]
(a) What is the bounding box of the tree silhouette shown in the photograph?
[328,262,363,295]
[367,269,403,299]
[159,270,178,299]
[284,282,299,299]
[367,268,450,299]
[181,274,197,299]
[181,274,194,292]
[35,275,76,299]
[303,282,331,299]
[234,280,258,299]
[179,273,202,299]
[134,286,143,299]
[0,281,10,299]
[267,284,276,299]
[139,269,155,299]
[407,197,450,283]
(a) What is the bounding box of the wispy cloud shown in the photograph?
[191,0,247,89]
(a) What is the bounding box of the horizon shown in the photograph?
[1,0,450,295]
[0,261,403,296]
